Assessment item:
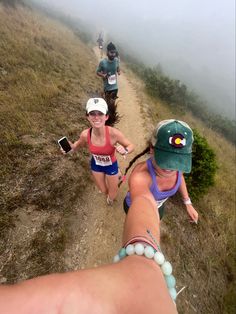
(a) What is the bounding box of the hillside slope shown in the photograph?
[0,2,102,279]
[0,3,235,314]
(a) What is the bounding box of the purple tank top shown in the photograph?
[125,158,182,208]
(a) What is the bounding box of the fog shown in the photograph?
[37,0,235,118]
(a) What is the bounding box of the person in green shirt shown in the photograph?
[97,42,121,100]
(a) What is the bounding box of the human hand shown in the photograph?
[68,141,75,153]
[116,145,128,156]
[60,141,74,155]
[60,147,66,155]
[186,204,198,224]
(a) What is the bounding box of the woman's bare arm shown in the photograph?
[70,130,88,152]
[0,198,177,314]
[178,174,199,223]
[111,127,135,155]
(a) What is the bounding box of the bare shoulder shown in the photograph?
[108,126,124,143]
[77,129,89,145]
[129,161,151,186]
[108,126,122,137]
[131,161,147,173]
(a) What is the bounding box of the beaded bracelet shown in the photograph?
[113,242,177,301]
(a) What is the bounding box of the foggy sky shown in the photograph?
[37,0,235,118]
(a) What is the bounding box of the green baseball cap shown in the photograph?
[154,120,194,173]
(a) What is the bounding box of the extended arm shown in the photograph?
[128,168,158,215]
[69,130,87,152]
[178,174,199,223]
[0,196,176,314]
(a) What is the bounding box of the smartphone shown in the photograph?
[58,136,72,153]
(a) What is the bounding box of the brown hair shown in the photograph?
[104,94,121,126]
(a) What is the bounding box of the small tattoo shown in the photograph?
[147,229,161,251]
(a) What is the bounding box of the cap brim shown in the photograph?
[86,105,107,115]
[154,149,192,173]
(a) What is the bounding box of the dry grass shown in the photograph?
[0,3,102,282]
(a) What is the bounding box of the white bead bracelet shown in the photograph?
[113,243,177,301]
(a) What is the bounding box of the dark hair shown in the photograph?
[86,92,120,126]
[118,146,150,187]
[104,94,121,126]
[107,42,116,51]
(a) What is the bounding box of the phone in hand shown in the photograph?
[58,136,72,153]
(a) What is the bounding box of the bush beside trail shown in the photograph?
[185,129,218,201]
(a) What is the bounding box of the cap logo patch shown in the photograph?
[169,133,186,148]
[94,99,99,104]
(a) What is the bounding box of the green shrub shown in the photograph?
[185,129,218,200]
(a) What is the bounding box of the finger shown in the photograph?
[193,213,198,221]
[190,217,198,224]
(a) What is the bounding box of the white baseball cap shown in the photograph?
[86,98,108,115]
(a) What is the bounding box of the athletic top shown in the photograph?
[87,126,116,166]
[125,158,182,208]
[96,58,119,91]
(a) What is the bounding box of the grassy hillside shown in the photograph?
[0,2,101,280]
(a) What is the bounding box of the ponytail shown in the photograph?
[105,94,121,126]
[87,92,120,126]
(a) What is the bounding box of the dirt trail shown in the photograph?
[64,47,146,269]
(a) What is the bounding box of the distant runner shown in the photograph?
[97,32,104,49]
[97,32,104,57]
[96,42,121,100]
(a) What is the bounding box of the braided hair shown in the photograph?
[118,146,150,187]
